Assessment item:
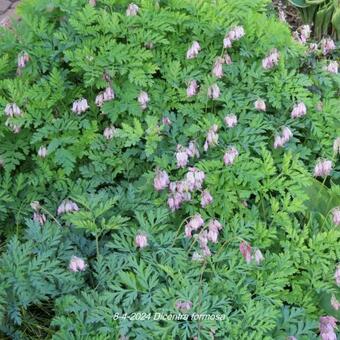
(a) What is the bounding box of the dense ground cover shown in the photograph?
[0,0,339,339]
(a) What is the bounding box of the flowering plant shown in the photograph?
[0,0,339,339]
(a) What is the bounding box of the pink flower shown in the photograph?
[95,87,115,107]
[225,26,245,44]
[17,52,30,69]
[187,80,198,97]
[240,241,252,263]
[223,37,232,48]
[126,3,139,16]
[333,137,340,155]
[57,200,79,215]
[207,84,220,100]
[294,25,311,44]
[176,145,189,168]
[274,135,284,149]
[254,249,264,265]
[89,0,96,6]
[185,167,205,190]
[138,91,149,110]
[335,266,340,286]
[224,53,232,64]
[72,98,89,114]
[331,295,340,311]
[321,38,336,55]
[332,207,340,226]
[69,256,86,272]
[135,233,148,248]
[38,146,47,158]
[187,141,200,159]
[154,169,170,191]
[187,214,204,231]
[291,102,307,118]
[103,126,117,140]
[262,49,280,69]
[33,212,47,225]
[175,300,192,312]
[168,193,183,212]
[254,99,266,112]
[207,219,222,243]
[282,127,293,142]
[319,316,337,340]
[4,103,22,117]
[314,159,332,177]
[201,190,213,208]
[0,17,11,28]
[162,116,171,126]
[325,61,338,74]
[186,41,201,59]
[224,114,237,128]
[204,124,219,151]
[223,146,238,165]
[212,57,224,78]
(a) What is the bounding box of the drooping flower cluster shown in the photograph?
[201,189,213,208]
[138,91,149,110]
[31,201,47,226]
[175,300,192,312]
[320,38,336,55]
[4,103,22,117]
[224,114,237,128]
[293,25,311,44]
[224,146,239,165]
[223,26,245,48]
[262,49,280,69]
[95,87,115,107]
[186,41,201,59]
[204,124,219,151]
[57,199,79,215]
[72,98,89,115]
[69,256,86,272]
[319,316,337,340]
[274,127,293,149]
[185,214,204,238]
[103,126,117,140]
[175,141,200,168]
[186,217,222,257]
[291,102,307,118]
[126,3,139,16]
[239,241,264,265]
[254,99,266,112]
[332,207,340,226]
[207,84,220,99]
[212,57,224,78]
[135,233,148,249]
[187,80,198,97]
[17,52,30,69]
[325,61,338,74]
[154,169,170,191]
[314,159,332,177]
[167,167,205,211]
[38,146,48,158]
